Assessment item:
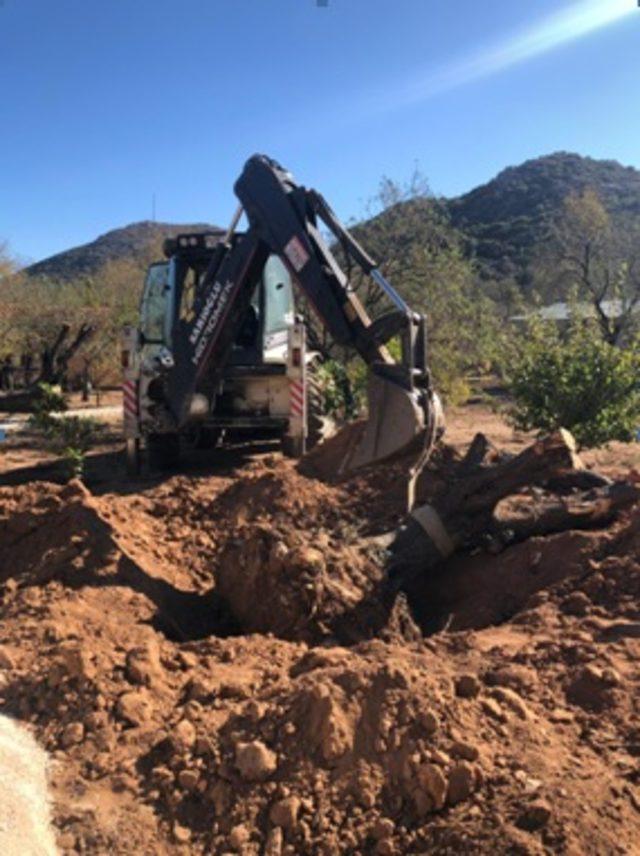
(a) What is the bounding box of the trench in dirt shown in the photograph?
[147,517,607,646]
[0,441,620,651]
[93,457,626,646]
[150,588,239,642]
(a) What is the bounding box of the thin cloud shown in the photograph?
[381,0,637,111]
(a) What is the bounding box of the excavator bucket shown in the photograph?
[342,374,430,471]
[305,372,443,511]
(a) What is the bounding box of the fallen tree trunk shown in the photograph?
[496,481,639,544]
[388,429,640,590]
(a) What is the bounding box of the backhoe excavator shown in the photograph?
[122,155,442,507]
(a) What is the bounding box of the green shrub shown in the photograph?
[48,416,99,479]
[28,382,67,434]
[313,358,367,420]
[27,383,97,479]
[505,318,640,448]
[34,382,67,414]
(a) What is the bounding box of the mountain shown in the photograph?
[24,153,640,296]
[445,152,640,287]
[26,220,220,280]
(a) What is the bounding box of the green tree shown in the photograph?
[0,256,142,388]
[301,172,502,408]
[505,313,640,448]
[539,189,640,345]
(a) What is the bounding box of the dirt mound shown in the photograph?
[147,640,488,855]
[1,447,640,854]
[299,419,367,481]
[0,480,124,587]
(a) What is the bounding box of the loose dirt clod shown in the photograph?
[1,440,640,854]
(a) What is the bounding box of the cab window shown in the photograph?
[263,255,294,336]
[140,263,170,343]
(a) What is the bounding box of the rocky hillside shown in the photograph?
[25,153,640,297]
[446,152,640,287]
[26,221,219,280]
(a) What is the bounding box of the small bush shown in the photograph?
[35,382,67,414]
[505,318,640,448]
[27,383,98,479]
[48,415,99,479]
[28,383,67,433]
[313,358,367,420]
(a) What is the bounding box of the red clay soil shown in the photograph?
[0,447,639,855]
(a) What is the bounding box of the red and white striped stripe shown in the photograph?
[289,379,304,417]
[122,380,138,422]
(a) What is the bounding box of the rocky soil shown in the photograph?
[0,439,639,855]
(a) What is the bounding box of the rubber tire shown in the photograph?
[281,368,333,457]
[281,434,304,458]
[147,432,180,470]
[195,427,222,450]
[182,425,222,451]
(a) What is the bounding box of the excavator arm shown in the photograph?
[163,154,442,493]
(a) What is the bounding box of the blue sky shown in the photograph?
[1,0,638,264]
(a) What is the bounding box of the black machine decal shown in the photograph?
[189,278,236,366]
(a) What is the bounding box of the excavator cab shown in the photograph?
[139,261,171,347]
[124,236,306,472]
[138,251,294,365]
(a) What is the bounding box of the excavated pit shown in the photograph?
[2,442,640,854]
[149,589,239,642]
[0,453,630,648]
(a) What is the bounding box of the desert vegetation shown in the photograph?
[3,153,640,856]
[4,154,640,448]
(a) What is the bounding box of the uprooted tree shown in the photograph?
[384,428,640,632]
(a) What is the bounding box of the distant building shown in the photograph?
[512,300,640,324]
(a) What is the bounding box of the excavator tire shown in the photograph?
[182,425,222,451]
[195,427,222,450]
[147,432,180,470]
[124,438,141,476]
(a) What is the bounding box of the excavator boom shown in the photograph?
[162,155,442,499]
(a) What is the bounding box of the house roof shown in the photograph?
[512,299,640,322]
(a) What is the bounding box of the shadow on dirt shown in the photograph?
[113,555,241,642]
[0,439,282,496]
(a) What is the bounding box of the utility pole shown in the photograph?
[152,192,157,222]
